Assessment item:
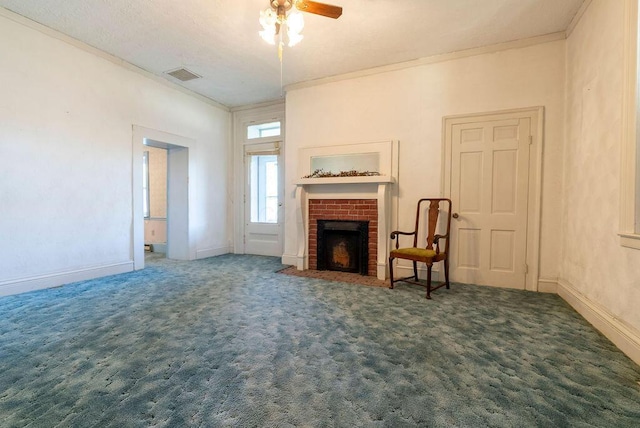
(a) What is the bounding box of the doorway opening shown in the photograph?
[132,126,194,270]
[143,146,168,258]
[233,103,285,258]
[243,141,283,257]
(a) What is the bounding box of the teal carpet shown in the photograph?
[0,254,639,427]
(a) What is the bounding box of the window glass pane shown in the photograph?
[250,154,278,223]
[142,151,150,219]
[247,121,281,139]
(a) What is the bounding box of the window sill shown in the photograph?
[620,232,640,249]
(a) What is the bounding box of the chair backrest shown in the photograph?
[413,198,452,253]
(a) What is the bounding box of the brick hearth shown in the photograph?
[308,199,378,276]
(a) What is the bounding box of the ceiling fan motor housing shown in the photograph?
[270,0,294,12]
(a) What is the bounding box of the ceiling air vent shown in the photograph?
[165,67,201,82]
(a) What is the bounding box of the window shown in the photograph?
[250,154,278,223]
[142,151,150,219]
[247,121,281,139]
[621,0,640,248]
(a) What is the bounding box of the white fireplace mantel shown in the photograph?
[294,176,395,280]
[295,175,395,186]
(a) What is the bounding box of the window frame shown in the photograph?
[247,121,281,140]
[621,0,640,249]
[142,150,151,219]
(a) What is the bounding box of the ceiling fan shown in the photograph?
[271,0,343,20]
[259,0,342,47]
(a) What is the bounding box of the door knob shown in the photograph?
[452,213,459,219]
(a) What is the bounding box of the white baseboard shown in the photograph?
[149,243,167,253]
[281,253,298,267]
[281,253,307,270]
[537,278,558,293]
[196,246,231,259]
[393,264,442,282]
[0,262,134,297]
[557,279,640,366]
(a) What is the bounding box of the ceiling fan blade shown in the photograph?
[296,0,342,19]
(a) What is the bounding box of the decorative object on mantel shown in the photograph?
[302,169,381,179]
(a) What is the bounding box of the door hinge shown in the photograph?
[528,135,533,145]
[524,263,529,274]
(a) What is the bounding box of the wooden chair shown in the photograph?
[389,198,452,299]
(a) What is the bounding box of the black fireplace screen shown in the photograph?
[317,220,369,275]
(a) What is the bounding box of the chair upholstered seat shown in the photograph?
[390,247,436,259]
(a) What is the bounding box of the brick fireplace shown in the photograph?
[308,199,378,276]
[293,175,395,280]
[291,141,397,280]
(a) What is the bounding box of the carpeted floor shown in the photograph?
[0,254,639,427]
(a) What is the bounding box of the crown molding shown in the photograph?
[285,32,566,93]
[566,0,593,38]
[0,7,230,112]
[230,99,285,113]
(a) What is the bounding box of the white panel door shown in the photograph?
[448,115,531,289]
[244,142,283,256]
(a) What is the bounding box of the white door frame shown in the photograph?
[243,142,284,256]
[232,103,285,255]
[442,107,544,292]
[132,125,196,269]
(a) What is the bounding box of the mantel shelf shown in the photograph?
[295,175,395,186]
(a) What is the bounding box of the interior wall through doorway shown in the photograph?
[144,146,168,253]
[132,125,196,270]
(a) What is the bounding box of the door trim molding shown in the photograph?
[232,103,285,255]
[442,106,544,291]
[132,125,196,270]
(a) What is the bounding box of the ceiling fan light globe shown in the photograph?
[287,10,304,33]
[287,32,303,47]
[259,29,276,45]
[259,7,278,45]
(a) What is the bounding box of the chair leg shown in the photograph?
[412,261,418,280]
[426,263,432,299]
[444,258,450,289]
[388,257,395,289]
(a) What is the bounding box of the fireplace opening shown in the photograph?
[317,220,369,275]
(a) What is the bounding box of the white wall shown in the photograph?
[284,40,566,285]
[561,0,640,355]
[144,147,167,245]
[0,11,231,295]
[144,219,167,245]
[147,146,168,220]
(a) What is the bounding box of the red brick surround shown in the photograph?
[308,199,378,276]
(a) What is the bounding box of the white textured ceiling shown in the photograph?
[0,0,585,108]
